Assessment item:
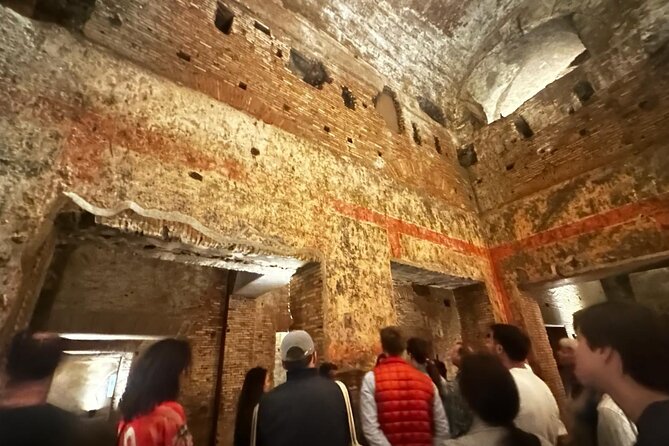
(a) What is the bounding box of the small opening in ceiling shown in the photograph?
[411,284,431,297]
[188,171,203,181]
[434,136,442,154]
[569,49,591,67]
[108,13,122,27]
[214,2,235,35]
[238,81,248,90]
[638,97,659,110]
[341,86,356,110]
[288,48,332,89]
[573,80,595,103]
[377,151,383,158]
[467,16,587,123]
[176,50,191,62]
[505,162,515,171]
[33,0,96,30]
[417,96,447,126]
[276,49,283,58]
[283,104,291,112]
[373,87,404,134]
[412,123,422,145]
[251,147,260,156]
[457,143,478,168]
[513,116,534,139]
[347,137,353,144]
[323,125,331,133]
[253,20,271,36]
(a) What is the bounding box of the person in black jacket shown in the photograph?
[234,367,268,446]
[0,330,85,446]
[255,330,350,446]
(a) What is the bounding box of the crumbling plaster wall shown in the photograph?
[0,8,498,374]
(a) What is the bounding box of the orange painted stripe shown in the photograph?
[333,193,669,261]
[332,199,486,257]
[332,194,669,324]
[490,194,669,259]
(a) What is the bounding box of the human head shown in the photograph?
[449,341,472,369]
[406,337,430,365]
[556,337,577,368]
[573,301,669,394]
[319,362,338,379]
[119,338,191,421]
[486,324,531,366]
[281,330,316,372]
[458,353,520,426]
[380,326,405,357]
[5,330,64,384]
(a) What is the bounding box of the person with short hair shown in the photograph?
[445,353,549,446]
[486,324,564,445]
[255,330,351,446]
[319,362,339,379]
[443,341,474,438]
[234,367,268,446]
[406,337,447,398]
[118,338,193,446]
[0,330,83,446]
[573,301,669,446]
[360,327,449,446]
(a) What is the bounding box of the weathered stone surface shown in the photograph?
[0,8,486,369]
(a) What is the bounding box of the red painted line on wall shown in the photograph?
[490,194,669,259]
[332,194,669,323]
[332,199,486,258]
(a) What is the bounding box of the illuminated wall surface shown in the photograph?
[48,353,131,415]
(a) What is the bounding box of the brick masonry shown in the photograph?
[1,3,669,439]
[453,284,496,351]
[392,282,461,377]
[288,264,324,356]
[32,238,227,445]
[219,287,289,446]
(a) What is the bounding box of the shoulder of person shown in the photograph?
[154,401,188,424]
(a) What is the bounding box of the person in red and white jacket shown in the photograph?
[360,327,450,446]
[118,339,193,446]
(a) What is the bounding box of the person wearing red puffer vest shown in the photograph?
[361,327,450,446]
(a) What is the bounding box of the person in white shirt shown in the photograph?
[486,324,565,445]
[445,353,550,446]
[597,393,638,446]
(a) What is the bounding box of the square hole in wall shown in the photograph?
[214,2,235,35]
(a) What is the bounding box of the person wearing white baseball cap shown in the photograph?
[251,330,356,446]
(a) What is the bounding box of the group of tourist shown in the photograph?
[0,300,668,446]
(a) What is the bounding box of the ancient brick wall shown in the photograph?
[0,8,490,374]
[80,0,471,208]
[31,238,226,445]
[452,283,496,351]
[392,283,461,374]
[219,287,289,446]
[288,264,324,356]
[514,289,567,414]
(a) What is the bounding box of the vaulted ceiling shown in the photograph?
[236,0,659,125]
